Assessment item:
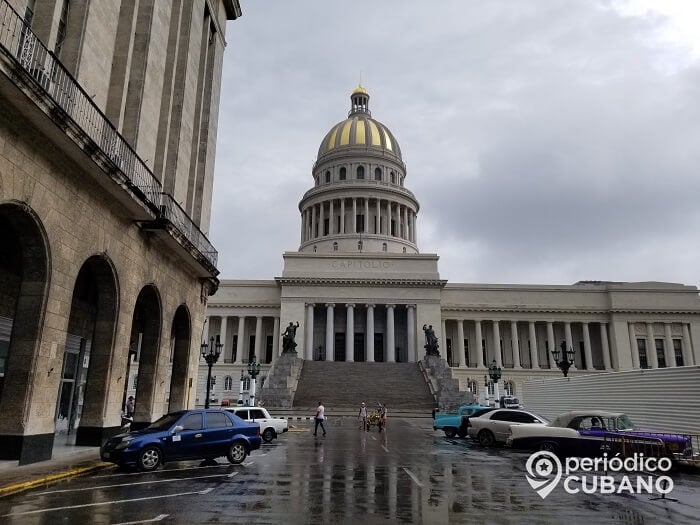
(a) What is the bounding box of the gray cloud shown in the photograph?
[210,0,700,286]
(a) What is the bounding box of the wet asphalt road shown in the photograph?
[0,417,699,524]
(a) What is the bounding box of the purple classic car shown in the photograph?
[507,410,694,459]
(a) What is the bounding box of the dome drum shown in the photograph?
[300,236,418,255]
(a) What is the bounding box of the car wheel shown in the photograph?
[227,441,248,464]
[538,441,558,454]
[137,446,162,471]
[262,428,275,443]
[478,430,496,447]
[444,428,457,438]
[457,429,467,439]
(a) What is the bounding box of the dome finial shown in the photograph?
[350,78,370,116]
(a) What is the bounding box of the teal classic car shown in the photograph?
[433,404,488,438]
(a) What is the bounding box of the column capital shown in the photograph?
[365,303,375,309]
[405,304,416,310]
[325,303,335,308]
[386,304,396,309]
[306,303,315,308]
[346,303,355,308]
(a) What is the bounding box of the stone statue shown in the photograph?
[423,324,440,357]
[282,321,300,353]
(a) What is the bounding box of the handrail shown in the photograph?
[418,359,438,401]
[0,0,218,270]
[159,194,218,267]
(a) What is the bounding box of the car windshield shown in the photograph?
[146,413,183,431]
[615,415,635,430]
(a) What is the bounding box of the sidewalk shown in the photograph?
[0,435,112,497]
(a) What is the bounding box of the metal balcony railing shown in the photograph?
[159,193,218,267]
[0,0,218,269]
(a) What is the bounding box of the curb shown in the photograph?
[0,462,113,498]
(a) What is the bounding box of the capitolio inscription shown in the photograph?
[330,260,393,270]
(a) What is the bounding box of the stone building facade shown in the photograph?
[0,0,241,463]
[201,87,700,407]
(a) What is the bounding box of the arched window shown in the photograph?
[325,171,331,183]
[382,242,387,252]
[390,171,396,184]
[357,240,363,251]
[224,376,233,390]
[356,166,365,179]
[243,377,251,390]
[374,167,382,181]
[504,381,515,396]
[402,247,406,253]
[313,245,317,252]
[467,379,478,396]
[339,167,346,180]
[333,242,338,251]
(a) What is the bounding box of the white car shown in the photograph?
[466,408,548,447]
[225,407,288,443]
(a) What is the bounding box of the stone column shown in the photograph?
[305,304,315,361]
[546,322,556,369]
[510,321,521,369]
[254,316,263,362]
[441,320,447,362]
[386,305,395,362]
[272,317,280,362]
[364,199,369,234]
[352,198,357,234]
[628,323,640,369]
[235,316,245,365]
[346,304,355,362]
[646,323,658,368]
[600,323,612,370]
[664,323,675,367]
[220,316,230,362]
[682,324,694,366]
[319,202,325,237]
[325,304,334,362]
[564,322,575,369]
[582,322,593,370]
[300,210,305,243]
[403,206,408,239]
[457,320,466,368]
[310,204,317,239]
[492,321,502,368]
[374,198,380,234]
[407,305,416,362]
[475,320,485,368]
[340,199,345,234]
[329,199,335,235]
[528,321,539,369]
[366,304,375,362]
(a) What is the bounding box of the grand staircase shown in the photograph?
[291,362,435,415]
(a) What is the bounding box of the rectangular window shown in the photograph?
[482,339,487,366]
[674,339,684,367]
[637,339,648,369]
[464,339,470,367]
[655,339,666,368]
[579,341,586,369]
[323,218,329,236]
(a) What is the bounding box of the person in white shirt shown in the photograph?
[358,402,368,431]
[314,401,326,436]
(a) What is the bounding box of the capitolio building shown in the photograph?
[201,86,700,407]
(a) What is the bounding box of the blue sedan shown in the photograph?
[100,409,262,471]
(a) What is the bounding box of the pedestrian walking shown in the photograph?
[358,402,368,431]
[314,401,327,436]
[125,396,135,418]
[378,402,387,432]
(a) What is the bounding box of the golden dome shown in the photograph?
[352,84,368,95]
[317,87,402,160]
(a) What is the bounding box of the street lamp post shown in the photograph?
[552,340,575,377]
[483,375,490,406]
[201,335,223,409]
[247,357,261,407]
[488,360,502,407]
[238,370,244,406]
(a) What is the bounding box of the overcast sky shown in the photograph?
[209,0,700,286]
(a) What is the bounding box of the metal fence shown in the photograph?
[0,0,218,269]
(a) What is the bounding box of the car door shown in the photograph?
[249,408,268,428]
[168,412,205,460]
[488,410,519,442]
[204,411,236,456]
[235,409,250,422]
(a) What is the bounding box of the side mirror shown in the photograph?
[172,425,183,434]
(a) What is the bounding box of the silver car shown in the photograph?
[467,409,548,447]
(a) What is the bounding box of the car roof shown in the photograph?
[550,410,626,426]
